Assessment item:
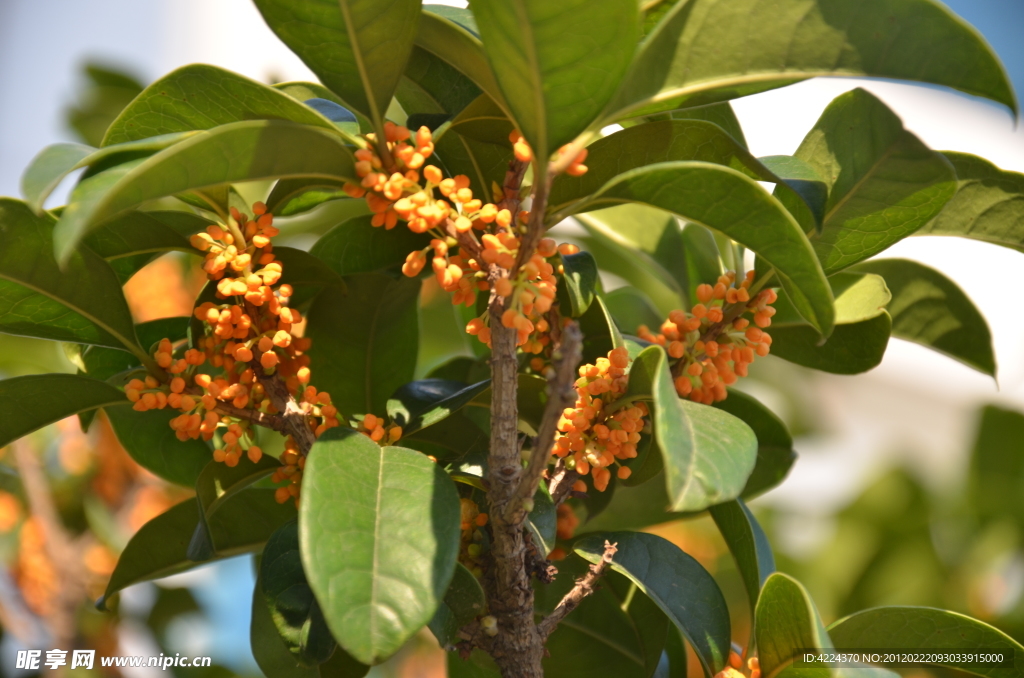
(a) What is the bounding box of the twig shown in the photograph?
[537,540,618,640]
[505,322,582,522]
[252,363,317,454]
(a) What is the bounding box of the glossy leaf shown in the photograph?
[917,152,1024,250]
[769,312,892,375]
[399,45,482,119]
[80,317,189,385]
[829,607,1024,678]
[266,179,347,216]
[467,0,639,157]
[387,379,490,437]
[578,295,624,364]
[54,120,357,261]
[854,258,996,377]
[428,563,486,647]
[301,431,461,665]
[790,89,957,274]
[713,389,796,500]
[625,346,757,512]
[104,405,211,487]
[756,573,834,678]
[251,577,319,678]
[100,493,294,608]
[0,199,142,353]
[306,274,420,415]
[606,0,1016,121]
[557,251,599,317]
[310,215,432,278]
[253,0,421,129]
[709,499,775,617]
[0,374,125,449]
[559,162,834,334]
[103,64,338,145]
[192,456,283,559]
[575,531,731,675]
[260,520,338,666]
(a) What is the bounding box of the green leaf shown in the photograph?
[271,246,347,308]
[790,89,957,274]
[709,499,775,618]
[387,379,490,437]
[306,274,420,415]
[251,576,319,678]
[467,0,639,157]
[424,4,478,34]
[828,607,1024,678]
[83,210,201,283]
[575,531,732,674]
[428,563,486,647]
[712,389,796,499]
[769,312,891,375]
[100,493,294,608]
[557,251,599,317]
[0,199,142,354]
[606,0,1016,121]
[433,131,512,205]
[193,456,283,558]
[852,258,996,377]
[968,406,1024,529]
[668,103,748,149]
[605,287,664,338]
[0,374,125,449]
[310,216,431,278]
[260,520,338,666]
[448,94,514,147]
[67,62,145,147]
[526,486,556,556]
[760,155,829,231]
[104,405,211,487]
[399,46,482,119]
[103,64,341,145]
[300,430,461,665]
[54,120,357,261]
[578,295,624,364]
[80,317,189,385]
[625,346,757,512]
[558,163,834,335]
[917,152,1024,250]
[253,0,421,131]
[756,572,834,678]
[532,556,654,678]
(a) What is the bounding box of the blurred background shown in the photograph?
[1,0,1024,676]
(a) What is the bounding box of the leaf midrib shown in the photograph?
[370,446,386,654]
[818,139,903,231]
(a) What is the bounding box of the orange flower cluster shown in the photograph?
[458,497,489,576]
[637,271,777,404]
[552,346,648,492]
[716,653,760,678]
[509,130,589,177]
[357,413,402,445]
[124,202,340,506]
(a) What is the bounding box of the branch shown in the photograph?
[213,401,287,433]
[505,322,582,522]
[252,363,317,454]
[537,540,618,640]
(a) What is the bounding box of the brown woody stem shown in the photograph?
[537,540,618,640]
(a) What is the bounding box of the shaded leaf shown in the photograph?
[756,573,834,678]
[967,405,1024,530]
[578,295,625,365]
[306,274,420,415]
[709,499,775,617]
[576,531,731,675]
[712,389,796,500]
[433,130,514,205]
[300,430,461,665]
[557,251,598,317]
[387,379,490,437]
[251,576,319,678]
[192,456,283,558]
[104,405,211,487]
[669,103,748,149]
[0,374,125,449]
[526,486,556,556]
[310,215,432,278]
[467,0,639,157]
[428,563,486,647]
[399,45,482,119]
[769,312,891,375]
[853,258,995,376]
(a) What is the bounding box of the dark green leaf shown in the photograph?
[266,179,346,216]
[852,258,995,376]
[448,94,514,147]
[917,152,1024,250]
[300,430,461,664]
[576,531,731,674]
[54,120,357,261]
[399,45,482,119]
[605,287,664,338]
[387,379,490,437]
[0,374,125,449]
[83,210,203,282]
[306,274,420,415]
[251,576,319,678]
[0,199,142,354]
[578,295,624,365]
[968,405,1024,529]
[260,520,338,666]
[310,215,432,278]
[433,131,513,204]
[527,486,556,556]
[271,246,347,308]
[428,563,486,647]
[194,456,283,556]
[557,251,598,317]
[624,346,757,512]
[67,62,145,147]
[712,389,796,500]
[761,155,828,231]
[606,0,1016,121]
[769,312,891,375]
[100,492,294,608]
[467,0,639,157]
[756,573,834,678]
[828,607,1024,678]
[558,162,834,334]
[253,0,421,130]
[791,89,957,274]
[80,317,189,384]
[104,405,211,487]
[709,499,775,618]
[668,103,748,149]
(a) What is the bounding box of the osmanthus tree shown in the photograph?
[4,0,1024,677]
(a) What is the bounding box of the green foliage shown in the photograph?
[429,563,486,646]
[710,499,775,617]
[65,62,145,146]
[0,374,125,449]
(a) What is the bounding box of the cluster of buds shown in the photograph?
[637,271,777,404]
[552,347,649,492]
[458,497,489,577]
[716,652,760,678]
[356,413,403,445]
[125,202,342,506]
[509,130,589,177]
